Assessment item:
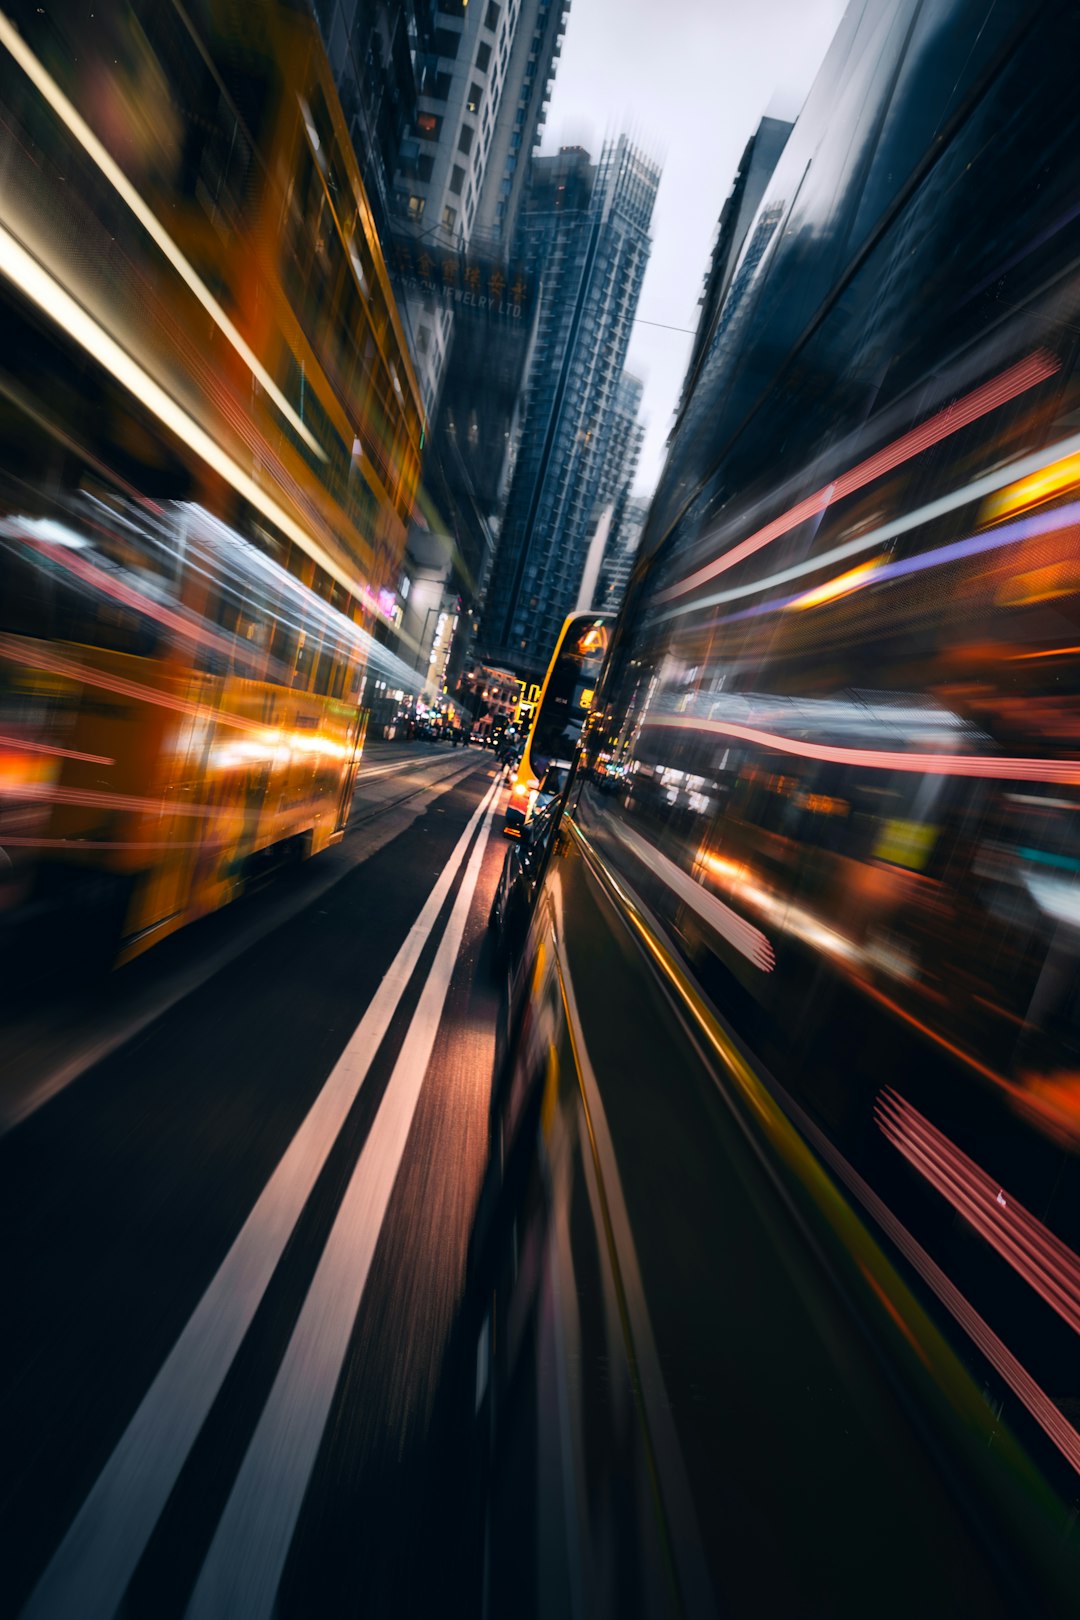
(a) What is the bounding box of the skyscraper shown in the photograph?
[480,137,659,678]
[388,0,571,416]
[575,370,644,614]
[311,0,426,245]
[472,0,568,249]
[597,493,648,614]
[597,371,645,524]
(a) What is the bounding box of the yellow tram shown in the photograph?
[0,1,424,962]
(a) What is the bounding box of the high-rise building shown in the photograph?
[575,370,644,613]
[480,138,660,678]
[403,0,571,695]
[472,0,568,249]
[384,0,570,416]
[597,372,644,519]
[597,494,648,614]
[311,0,427,245]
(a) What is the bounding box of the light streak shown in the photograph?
[1008,645,1080,662]
[0,11,324,459]
[16,529,247,665]
[721,498,1080,624]
[0,632,268,732]
[611,817,775,970]
[786,556,883,610]
[0,838,222,850]
[0,224,371,611]
[876,1089,1080,1337]
[643,711,1080,784]
[0,736,114,766]
[657,352,1058,603]
[0,783,216,816]
[983,448,1080,521]
[653,430,1080,625]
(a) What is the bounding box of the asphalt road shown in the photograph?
[0,742,508,1619]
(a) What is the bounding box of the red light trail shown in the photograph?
[643,712,1080,784]
[876,1089,1080,1338]
[657,352,1059,602]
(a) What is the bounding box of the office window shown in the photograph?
[423,69,453,101]
[416,110,442,140]
[407,194,425,218]
[466,82,483,113]
[442,204,457,228]
[458,123,474,154]
[449,163,465,194]
[476,42,491,71]
[434,27,461,57]
[484,1,500,29]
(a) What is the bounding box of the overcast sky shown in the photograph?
[538,0,848,494]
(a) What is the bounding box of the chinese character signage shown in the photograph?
[388,237,531,321]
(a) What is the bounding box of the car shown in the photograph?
[488,797,560,968]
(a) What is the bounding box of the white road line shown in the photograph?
[2,758,478,1138]
[20,775,500,1620]
[186,779,499,1619]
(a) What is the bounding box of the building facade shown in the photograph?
[387,0,570,416]
[596,493,648,613]
[311,0,425,245]
[480,138,659,679]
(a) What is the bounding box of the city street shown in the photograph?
[4,1,1080,1613]
[0,743,505,1619]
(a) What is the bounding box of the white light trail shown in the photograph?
[0,11,324,459]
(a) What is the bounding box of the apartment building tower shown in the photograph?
[480,137,659,678]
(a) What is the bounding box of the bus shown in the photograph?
[502,612,612,837]
[0,0,424,969]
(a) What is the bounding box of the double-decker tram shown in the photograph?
[0,0,424,967]
[475,4,1080,1614]
[503,611,612,835]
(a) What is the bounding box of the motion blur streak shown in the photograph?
[2,785,217,817]
[0,736,114,766]
[787,557,884,610]
[0,11,322,458]
[572,821,1080,1475]
[15,530,241,661]
[876,1090,1080,1336]
[723,497,1080,623]
[792,1095,1080,1478]
[0,224,370,611]
[611,817,775,970]
[656,352,1059,601]
[654,426,1080,621]
[0,633,267,732]
[643,712,1080,784]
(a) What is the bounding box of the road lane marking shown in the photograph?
[1,756,478,1138]
[186,780,499,1618]
[20,774,500,1620]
